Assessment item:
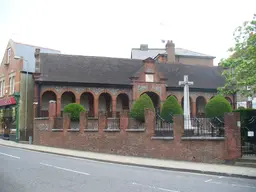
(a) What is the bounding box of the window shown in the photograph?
[9,76,15,94]
[0,80,5,97]
[145,74,154,82]
[7,48,11,63]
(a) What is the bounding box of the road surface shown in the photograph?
[0,145,255,192]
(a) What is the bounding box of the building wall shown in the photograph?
[33,106,241,163]
[176,56,213,66]
[19,73,34,140]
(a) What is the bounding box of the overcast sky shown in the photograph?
[0,0,255,65]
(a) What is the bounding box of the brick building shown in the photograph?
[34,40,234,119]
[0,39,60,140]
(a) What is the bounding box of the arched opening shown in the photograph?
[181,97,193,116]
[196,96,207,117]
[116,93,129,117]
[225,97,232,107]
[167,95,178,100]
[41,91,57,117]
[61,92,76,116]
[98,93,112,117]
[80,92,94,117]
[141,91,160,112]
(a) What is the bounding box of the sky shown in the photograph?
[0,0,255,66]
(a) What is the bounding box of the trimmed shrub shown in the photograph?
[63,103,85,121]
[161,96,183,123]
[130,93,154,122]
[205,95,232,118]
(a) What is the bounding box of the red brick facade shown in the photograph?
[33,101,241,163]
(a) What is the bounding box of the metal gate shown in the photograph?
[155,109,173,137]
[0,108,16,140]
[241,110,256,155]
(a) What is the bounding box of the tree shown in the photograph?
[161,96,183,123]
[130,93,154,122]
[63,103,85,121]
[219,14,256,97]
[205,95,232,118]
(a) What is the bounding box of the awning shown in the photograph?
[0,97,16,107]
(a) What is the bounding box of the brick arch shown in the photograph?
[225,96,233,106]
[60,90,76,99]
[166,95,178,100]
[41,89,59,98]
[96,91,114,100]
[140,90,160,98]
[78,91,97,100]
[141,91,161,109]
[115,91,131,101]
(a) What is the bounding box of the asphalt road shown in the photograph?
[0,145,256,192]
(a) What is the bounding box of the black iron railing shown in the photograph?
[155,113,173,137]
[183,116,225,137]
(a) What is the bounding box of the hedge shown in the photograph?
[205,95,232,118]
[63,103,86,121]
[161,96,183,123]
[130,93,154,122]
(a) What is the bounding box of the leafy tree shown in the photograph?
[130,93,154,122]
[63,103,85,121]
[219,14,256,97]
[205,95,232,118]
[161,96,183,123]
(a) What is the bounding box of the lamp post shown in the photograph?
[14,56,29,141]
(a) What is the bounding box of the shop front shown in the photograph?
[0,97,17,140]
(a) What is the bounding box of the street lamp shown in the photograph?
[14,56,29,141]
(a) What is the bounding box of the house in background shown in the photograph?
[0,39,60,141]
[131,40,215,66]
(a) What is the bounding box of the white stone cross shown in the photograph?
[179,75,194,129]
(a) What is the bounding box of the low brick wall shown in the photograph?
[33,101,241,163]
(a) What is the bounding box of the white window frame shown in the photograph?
[7,48,11,64]
[9,76,15,94]
[145,74,154,82]
[0,80,3,97]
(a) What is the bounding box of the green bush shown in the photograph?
[130,93,154,122]
[205,95,232,118]
[63,103,85,121]
[161,96,183,123]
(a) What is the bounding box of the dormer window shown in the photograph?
[145,74,154,82]
[7,48,11,63]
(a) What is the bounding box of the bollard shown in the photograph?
[29,136,33,144]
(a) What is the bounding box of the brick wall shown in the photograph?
[33,101,241,163]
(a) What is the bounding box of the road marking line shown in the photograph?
[204,179,212,183]
[218,176,223,178]
[231,183,256,189]
[0,152,20,159]
[40,162,90,175]
[132,182,180,192]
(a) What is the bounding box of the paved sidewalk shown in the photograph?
[1,139,256,179]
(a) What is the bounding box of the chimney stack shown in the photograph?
[34,48,40,73]
[165,40,175,63]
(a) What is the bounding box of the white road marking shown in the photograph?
[205,179,256,189]
[218,176,223,178]
[204,179,212,182]
[40,162,90,175]
[231,183,256,189]
[132,182,180,192]
[0,152,20,159]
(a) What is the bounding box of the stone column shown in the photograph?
[63,113,71,136]
[224,112,241,161]
[56,97,61,117]
[48,100,57,132]
[94,98,99,118]
[192,102,196,117]
[120,110,129,133]
[173,115,184,143]
[76,97,80,104]
[79,111,87,134]
[98,111,107,134]
[144,108,155,137]
[112,98,117,117]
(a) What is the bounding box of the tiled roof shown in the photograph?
[38,53,224,90]
[131,48,215,60]
[13,40,60,72]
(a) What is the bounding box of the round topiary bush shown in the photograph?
[130,93,154,122]
[161,96,183,123]
[205,95,232,118]
[63,103,86,121]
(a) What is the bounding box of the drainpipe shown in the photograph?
[37,83,41,117]
[13,92,20,142]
